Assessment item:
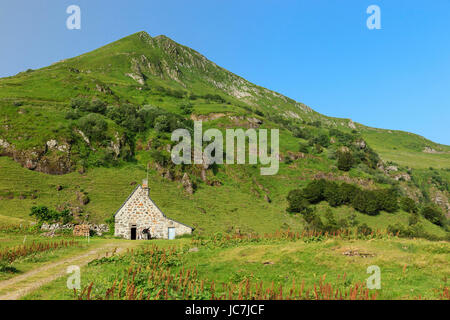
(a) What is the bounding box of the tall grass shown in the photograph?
[0,239,80,264]
[75,244,378,300]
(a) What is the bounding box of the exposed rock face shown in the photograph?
[423,146,437,153]
[431,190,450,217]
[190,113,227,122]
[76,191,90,205]
[0,138,74,174]
[229,116,263,128]
[386,166,398,172]
[286,151,306,161]
[313,172,375,188]
[393,173,411,181]
[182,173,194,194]
[354,139,367,149]
[348,120,356,129]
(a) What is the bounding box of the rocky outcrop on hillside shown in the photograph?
[0,138,74,174]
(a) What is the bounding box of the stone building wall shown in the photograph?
[114,184,192,240]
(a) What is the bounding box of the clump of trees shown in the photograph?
[287,179,447,228]
[30,206,72,224]
[287,179,399,216]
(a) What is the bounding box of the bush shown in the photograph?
[65,109,81,120]
[302,179,327,204]
[421,205,445,226]
[337,150,353,171]
[309,133,330,148]
[357,223,372,236]
[286,189,311,214]
[179,103,193,115]
[299,143,309,154]
[29,206,71,224]
[292,128,311,140]
[150,149,171,167]
[340,183,359,204]
[408,212,420,226]
[374,188,399,213]
[323,181,344,207]
[292,180,399,216]
[352,190,379,215]
[70,98,106,114]
[400,197,418,213]
[77,113,108,141]
[303,210,324,230]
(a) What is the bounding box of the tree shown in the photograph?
[340,183,359,204]
[302,179,327,204]
[400,197,418,213]
[352,190,379,215]
[77,113,107,141]
[337,150,354,171]
[375,188,399,213]
[421,205,445,226]
[154,115,171,133]
[323,181,344,207]
[286,189,311,214]
[30,206,72,224]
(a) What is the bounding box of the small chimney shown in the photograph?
[142,179,149,195]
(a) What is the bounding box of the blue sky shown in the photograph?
[1,0,449,145]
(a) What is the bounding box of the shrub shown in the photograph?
[400,197,418,213]
[408,212,420,226]
[65,109,81,120]
[374,188,399,213]
[340,183,359,204]
[77,113,108,141]
[150,149,171,167]
[299,143,309,154]
[179,103,193,115]
[303,210,324,230]
[352,190,379,215]
[357,223,372,236]
[421,205,445,226]
[286,189,311,214]
[309,133,330,148]
[323,181,344,207]
[29,206,71,224]
[337,150,353,171]
[292,128,311,140]
[154,115,171,133]
[302,179,327,204]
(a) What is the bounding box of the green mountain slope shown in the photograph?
[0,31,448,237]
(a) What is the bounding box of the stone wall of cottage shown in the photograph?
[114,185,192,239]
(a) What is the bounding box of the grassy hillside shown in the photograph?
[0,31,448,238]
[24,236,450,300]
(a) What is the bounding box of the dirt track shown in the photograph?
[0,242,133,300]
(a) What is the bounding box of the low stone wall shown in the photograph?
[40,223,109,236]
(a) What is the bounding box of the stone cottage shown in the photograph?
[114,179,193,240]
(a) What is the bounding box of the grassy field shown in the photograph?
[23,235,450,300]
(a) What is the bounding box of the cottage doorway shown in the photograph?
[130,226,137,240]
[168,227,176,240]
